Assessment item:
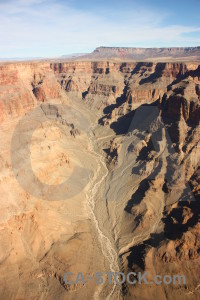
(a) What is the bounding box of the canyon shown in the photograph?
[0,59,199,300]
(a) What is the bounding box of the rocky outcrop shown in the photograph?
[0,63,64,124]
[160,77,200,125]
[32,76,61,102]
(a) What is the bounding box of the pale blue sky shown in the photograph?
[0,0,200,58]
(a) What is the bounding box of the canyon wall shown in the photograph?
[1,60,199,124]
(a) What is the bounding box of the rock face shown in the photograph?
[32,72,62,102]
[0,60,199,300]
[0,62,62,123]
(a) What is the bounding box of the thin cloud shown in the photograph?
[0,0,200,57]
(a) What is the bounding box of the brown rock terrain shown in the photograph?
[0,59,199,300]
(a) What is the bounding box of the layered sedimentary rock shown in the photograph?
[0,62,62,123]
[0,60,199,300]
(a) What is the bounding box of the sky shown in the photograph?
[0,0,200,58]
